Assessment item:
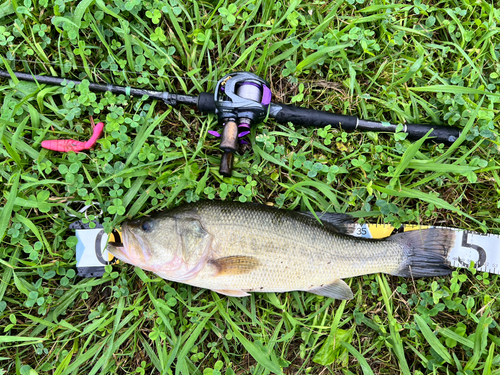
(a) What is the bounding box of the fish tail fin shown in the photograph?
[387,229,455,277]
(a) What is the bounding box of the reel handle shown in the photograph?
[219,120,239,152]
[219,151,234,177]
[218,120,240,177]
[213,72,271,176]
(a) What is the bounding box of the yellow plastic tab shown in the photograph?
[366,224,395,239]
[402,224,431,232]
[108,230,122,263]
[365,224,433,239]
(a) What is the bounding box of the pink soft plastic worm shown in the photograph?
[41,118,104,153]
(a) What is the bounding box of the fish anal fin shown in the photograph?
[309,279,353,300]
[214,289,250,297]
[209,256,260,276]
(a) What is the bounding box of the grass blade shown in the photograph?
[483,342,496,375]
[0,172,20,242]
[437,328,474,349]
[0,336,45,343]
[409,85,500,97]
[53,341,78,375]
[434,96,484,163]
[390,128,432,186]
[296,44,352,73]
[2,129,40,160]
[175,307,217,375]
[372,184,484,227]
[465,304,491,371]
[217,300,282,374]
[125,108,171,167]
[140,337,163,373]
[377,274,410,375]
[340,341,375,375]
[15,213,49,251]
[313,299,348,365]
[414,315,452,364]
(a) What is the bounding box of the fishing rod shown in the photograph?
[0,69,461,176]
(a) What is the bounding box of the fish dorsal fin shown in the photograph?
[299,212,355,234]
[210,256,260,276]
[308,279,353,300]
[178,219,212,264]
[214,289,250,297]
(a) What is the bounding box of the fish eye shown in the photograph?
[141,219,154,232]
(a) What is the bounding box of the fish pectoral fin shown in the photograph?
[209,256,260,276]
[308,279,353,300]
[214,289,250,297]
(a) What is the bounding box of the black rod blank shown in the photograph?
[0,69,198,106]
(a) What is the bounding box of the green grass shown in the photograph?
[1,0,500,374]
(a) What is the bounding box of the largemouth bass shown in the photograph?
[107,201,455,299]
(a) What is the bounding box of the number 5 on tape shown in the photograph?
[70,220,120,277]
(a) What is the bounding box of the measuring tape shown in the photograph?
[74,223,500,277]
[71,220,120,277]
[349,224,500,274]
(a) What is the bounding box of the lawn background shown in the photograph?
[0,0,499,374]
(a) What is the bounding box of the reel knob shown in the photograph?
[219,120,239,152]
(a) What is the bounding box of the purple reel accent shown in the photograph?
[239,82,272,105]
[261,84,272,105]
[238,123,251,139]
[208,122,252,145]
[208,130,221,137]
[238,131,250,138]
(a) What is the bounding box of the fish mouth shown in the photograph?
[107,241,129,263]
[107,223,152,265]
[107,225,131,263]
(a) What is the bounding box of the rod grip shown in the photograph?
[198,92,216,113]
[270,103,461,144]
[269,103,358,129]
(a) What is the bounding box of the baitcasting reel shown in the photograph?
[208,72,272,176]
